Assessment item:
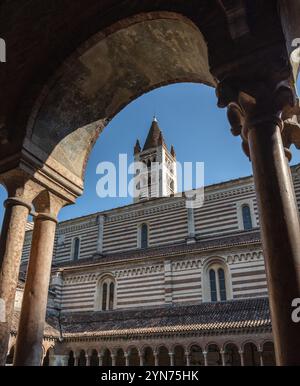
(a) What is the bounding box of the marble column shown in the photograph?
[14,199,61,366]
[74,355,79,367]
[154,352,159,367]
[111,354,116,367]
[98,354,103,366]
[220,350,226,366]
[185,351,190,366]
[217,77,300,365]
[169,352,174,367]
[258,350,264,367]
[86,355,91,366]
[125,353,129,367]
[239,350,245,367]
[0,197,32,365]
[203,351,208,367]
[139,351,144,366]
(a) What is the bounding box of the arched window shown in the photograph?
[205,262,231,303]
[209,269,217,302]
[96,276,116,311]
[242,205,253,230]
[218,268,227,301]
[140,223,148,249]
[72,237,80,261]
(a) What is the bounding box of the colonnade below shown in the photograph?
[29,340,276,367]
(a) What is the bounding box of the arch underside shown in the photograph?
[26,15,215,187]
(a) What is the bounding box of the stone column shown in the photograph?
[86,354,91,366]
[125,353,129,367]
[138,351,144,366]
[154,351,159,367]
[238,350,245,367]
[185,351,190,366]
[220,350,226,366]
[14,191,65,366]
[217,77,300,366]
[74,355,79,367]
[111,354,116,367]
[203,351,208,367]
[0,197,32,365]
[258,350,264,367]
[169,352,174,367]
[98,354,103,366]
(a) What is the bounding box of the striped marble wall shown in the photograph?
[19,165,300,313]
[54,248,267,313]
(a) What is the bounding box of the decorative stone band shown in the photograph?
[33,212,58,224]
[4,197,32,212]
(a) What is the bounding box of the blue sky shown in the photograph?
[0,82,299,223]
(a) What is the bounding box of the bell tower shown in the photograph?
[134,117,177,202]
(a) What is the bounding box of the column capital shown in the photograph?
[33,212,58,224]
[216,76,299,160]
[4,197,32,211]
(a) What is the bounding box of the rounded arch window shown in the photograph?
[95,275,116,311]
[204,260,231,303]
[72,237,80,261]
[242,204,253,230]
[139,223,149,249]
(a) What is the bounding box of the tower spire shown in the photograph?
[143,116,163,151]
[134,139,141,155]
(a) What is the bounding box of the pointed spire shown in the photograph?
[134,139,141,154]
[143,116,164,151]
[170,145,176,158]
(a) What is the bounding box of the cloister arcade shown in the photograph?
[44,341,276,367]
[0,0,300,366]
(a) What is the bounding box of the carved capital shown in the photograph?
[216,76,298,158]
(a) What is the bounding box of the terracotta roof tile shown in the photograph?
[60,297,271,338]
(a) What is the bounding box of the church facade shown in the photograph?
[7,119,300,366]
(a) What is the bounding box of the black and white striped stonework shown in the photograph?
[20,165,300,313]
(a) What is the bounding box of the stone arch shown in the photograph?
[223,343,241,366]
[243,342,260,367]
[115,348,126,366]
[202,256,232,302]
[189,344,204,366]
[90,349,99,366]
[241,340,258,351]
[127,347,140,366]
[143,346,155,366]
[157,346,170,366]
[173,345,185,366]
[23,12,214,195]
[206,343,222,366]
[102,348,112,366]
